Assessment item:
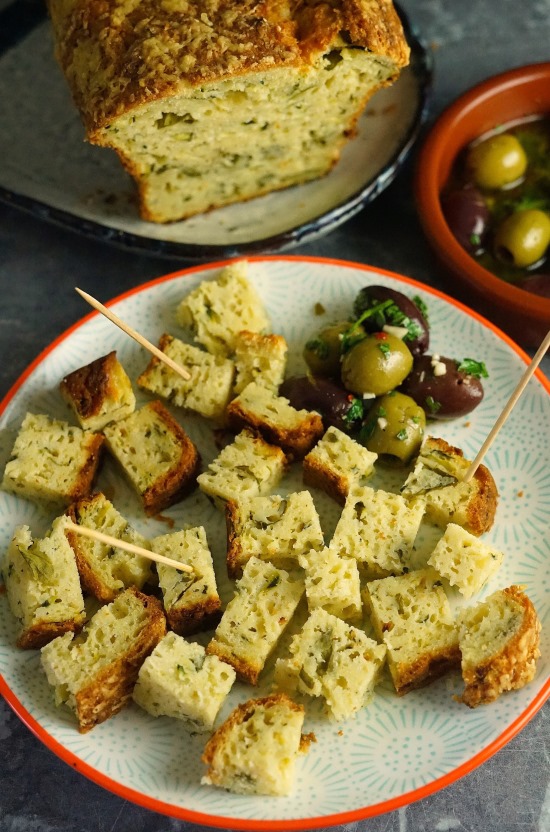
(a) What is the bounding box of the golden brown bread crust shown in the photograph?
[302,453,349,505]
[393,645,462,696]
[60,351,119,421]
[205,640,263,686]
[68,431,105,503]
[17,618,83,651]
[225,499,245,580]
[75,588,166,733]
[459,586,541,709]
[47,0,410,135]
[225,401,324,459]
[166,598,222,637]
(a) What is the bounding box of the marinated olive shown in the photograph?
[341,333,413,396]
[400,355,486,419]
[441,186,489,254]
[360,392,426,463]
[303,321,349,377]
[494,209,550,268]
[279,375,363,432]
[520,273,550,297]
[466,133,528,190]
[352,285,429,356]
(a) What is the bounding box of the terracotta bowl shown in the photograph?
[415,63,550,349]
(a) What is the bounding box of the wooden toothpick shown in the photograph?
[65,520,193,573]
[463,328,550,482]
[75,287,191,381]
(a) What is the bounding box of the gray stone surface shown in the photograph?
[0,0,549,830]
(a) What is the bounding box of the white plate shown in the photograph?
[0,6,431,260]
[0,256,549,830]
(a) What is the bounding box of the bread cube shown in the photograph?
[4,516,86,649]
[201,693,305,796]
[456,585,541,708]
[152,526,222,635]
[427,523,504,598]
[137,333,235,421]
[274,608,386,721]
[401,436,498,535]
[225,490,324,578]
[66,492,153,602]
[1,412,104,508]
[103,400,200,515]
[133,632,235,730]
[226,381,324,458]
[364,568,460,695]
[330,485,424,579]
[298,546,362,623]
[206,557,304,684]
[197,429,287,511]
[233,330,288,394]
[303,426,378,504]
[40,587,166,732]
[60,350,135,431]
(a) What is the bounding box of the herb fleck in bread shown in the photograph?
[4,516,85,650]
[364,568,460,695]
[427,523,504,598]
[1,412,104,508]
[457,585,541,708]
[274,607,386,721]
[60,351,135,431]
[152,526,222,635]
[103,400,201,515]
[206,557,304,685]
[46,3,410,223]
[201,693,306,796]
[303,426,378,504]
[133,631,235,730]
[137,333,235,421]
[401,436,498,535]
[65,492,153,602]
[233,330,288,395]
[226,381,324,458]
[225,490,324,578]
[40,587,166,732]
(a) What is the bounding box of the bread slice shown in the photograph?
[225,490,324,578]
[401,436,498,535]
[303,426,378,504]
[330,485,424,579]
[233,330,288,395]
[65,492,153,602]
[176,262,269,356]
[206,557,304,684]
[151,526,222,635]
[226,381,324,458]
[137,333,235,421]
[47,2,410,223]
[427,523,504,599]
[1,412,104,508]
[298,546,362,623]
[197,429,287,510]
[4,516,86,649]
[103,400,200,515]
[457,586,541,708]
[60,350,136,431]
[133,631,236,730]
[201,693,305,796]
[40,587,166,732]
[274,608,386,721]
[364,568,460,695]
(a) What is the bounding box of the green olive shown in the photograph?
[303,321,349,377]
[340,333,413,396]
[467,133,528,190]
[494,209,550,268]
[360,392,426,463]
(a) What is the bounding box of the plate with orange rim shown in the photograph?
[0,255,548,830]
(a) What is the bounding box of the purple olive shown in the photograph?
[441,186,490,254]
[400,355,485,420]
[352,285,430,357]
[520,274,550,298]
[280,375,361,432]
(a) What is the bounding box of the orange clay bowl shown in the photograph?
[415,62,550,349]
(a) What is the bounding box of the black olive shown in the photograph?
[400,355,485,420]
[280,375,362,432]
[352,285,429,357]
[441,185,490,255]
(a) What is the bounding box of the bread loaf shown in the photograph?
[46,1,410,223]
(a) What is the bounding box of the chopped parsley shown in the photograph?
[396,429,408,441]
[412,295,429,322]
[425,396,442,414]
[457,358,489,378]
[305,337,329,359]
[378,342,391,358]
[344,397,364,425]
